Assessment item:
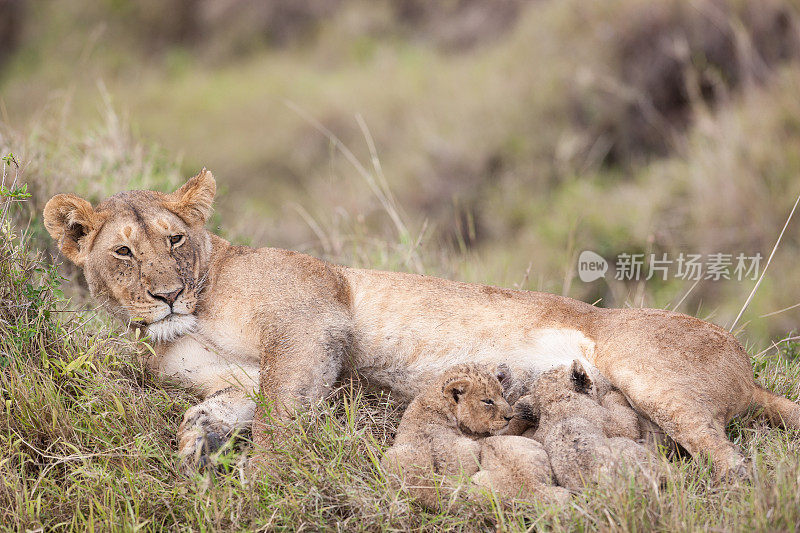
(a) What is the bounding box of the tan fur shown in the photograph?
[517,360,641,444]
[515,362,664,490]
[497,363,643,441]
[383,364,569,507]
[381,364,512,510]
[43,169,800,479]
[471,436,571,506]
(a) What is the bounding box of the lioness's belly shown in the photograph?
[352,327,598,402]
[344,268,602,401]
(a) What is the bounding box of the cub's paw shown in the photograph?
[541,485,572,506]
[178,405,233,472]
[470,469,494,489]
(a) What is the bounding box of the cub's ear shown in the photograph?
[570,359,593,395]
[495,363,510,387]
[164,168,216,225]
[443,377,472,404]
[43,194,102,266]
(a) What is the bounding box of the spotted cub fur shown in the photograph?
[470,435,571,506]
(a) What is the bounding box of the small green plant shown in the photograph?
[0,182,30,200]
[778,333,800,362]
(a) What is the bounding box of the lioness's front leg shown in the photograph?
[155,335,260,470]
[251,313,353,463]
[178,386,256,468]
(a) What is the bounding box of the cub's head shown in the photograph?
[43,169,216,343]
[439,363,513,436]
[514,359,596,427]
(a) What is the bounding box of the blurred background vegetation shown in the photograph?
[1,0,799,345]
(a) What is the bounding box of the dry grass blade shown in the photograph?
[760,302,800,319]
[729,191,800,331]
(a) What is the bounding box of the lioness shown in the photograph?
[43,169,800,479]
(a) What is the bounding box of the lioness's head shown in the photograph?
[43,169,216,342]
[440,363,513,436]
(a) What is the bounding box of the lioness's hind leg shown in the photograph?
[640,401,747,481]
[596,321,755,481]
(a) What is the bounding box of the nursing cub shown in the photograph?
[515,361,665,490]
[381,364,568,510]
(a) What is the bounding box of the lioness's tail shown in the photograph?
[751,386,800,429]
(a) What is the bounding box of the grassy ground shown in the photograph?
[1,123,800,531]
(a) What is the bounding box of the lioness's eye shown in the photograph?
[169,234,184,246]
[114,246,131,257]
[482,399,494,405]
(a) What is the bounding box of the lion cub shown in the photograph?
[382,364,567,510]
[470,434,571,506]
[515,360,664,491]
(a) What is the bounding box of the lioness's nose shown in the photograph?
[149,287,183,306]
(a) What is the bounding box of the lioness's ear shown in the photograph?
[570,359,593,395]
[164,168,216,225]
[43,194,102,266]
[443,377,472,404]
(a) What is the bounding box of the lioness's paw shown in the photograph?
[178,406,232,472]
[715,456,752,485]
